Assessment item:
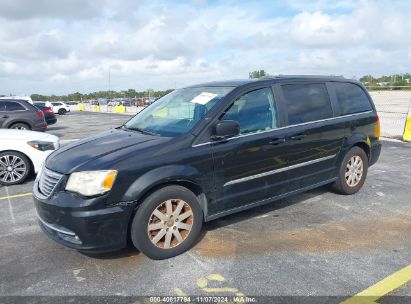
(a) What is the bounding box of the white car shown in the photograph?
[45,101,70,115]
[0,130,59,185]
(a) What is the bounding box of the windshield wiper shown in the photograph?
[125,126,159,136]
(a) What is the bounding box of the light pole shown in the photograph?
[108,67,111,101]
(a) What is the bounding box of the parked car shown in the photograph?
[35,104,57,125]
[0,99,47,131]
[33,76,381,259]
[66,101,77,106]
[46,101,70,115]
[0,95,34,104]
[145,97,157,105]
[0,129,59,185]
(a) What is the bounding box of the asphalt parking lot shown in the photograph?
[1,111,411,303]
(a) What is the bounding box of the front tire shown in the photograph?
[130,185,203,260]
[0,151,31,185]
[333,146,368,195]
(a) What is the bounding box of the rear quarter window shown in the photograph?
[281,83,333,125]
[5,101,26,111]
[333,82,372,115]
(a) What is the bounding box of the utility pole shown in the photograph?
[108,67,111,101]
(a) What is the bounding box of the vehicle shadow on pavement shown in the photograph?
[81,246,140,260]
[47,126,67,131]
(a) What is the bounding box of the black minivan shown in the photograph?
[33,76,381,259]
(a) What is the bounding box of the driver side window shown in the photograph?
[222,87,277,135]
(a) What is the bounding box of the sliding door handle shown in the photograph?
[269,138,286,145]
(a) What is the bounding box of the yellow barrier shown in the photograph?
[78,104,85,111]
[403,115,411,142]
[113,105,126,113]
[92,105,100,112]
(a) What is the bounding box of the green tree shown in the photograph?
[249,70,268,79]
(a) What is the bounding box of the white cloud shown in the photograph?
[0,0,104,20]
[0,0,411,95]
[289,11,363,47]
[286,0,357,12]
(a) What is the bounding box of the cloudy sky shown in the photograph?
[0,0,410,95]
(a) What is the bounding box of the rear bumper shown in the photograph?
[33,185,134,253]
[32,121,47,131]
[45,117,57,125]
[369,140,381,166]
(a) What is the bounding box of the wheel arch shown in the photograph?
[124,177,209,248]
[344,133,371,161]
[351,141,370,161]
[335,135,371,174]
[132,180,207,213]
[6,120,32,129]
[120,165,210,217]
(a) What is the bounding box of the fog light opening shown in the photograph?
[58,232,82,245]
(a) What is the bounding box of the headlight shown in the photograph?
[28,140,56,151]
[65,170,117,196]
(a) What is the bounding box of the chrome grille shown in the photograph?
[38,168,63,197]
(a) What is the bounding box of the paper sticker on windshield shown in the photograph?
[190,92,218,105]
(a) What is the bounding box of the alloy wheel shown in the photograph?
[345,155,364,187]
[147,199,194,249]
[13,125,27,130]
[0,154,27,183]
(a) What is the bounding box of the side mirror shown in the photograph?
[212,120,240,140]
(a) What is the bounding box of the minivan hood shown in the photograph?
[46,129,171,174]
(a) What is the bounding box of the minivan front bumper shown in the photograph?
[33,186,134,253]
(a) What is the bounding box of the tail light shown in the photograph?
[44,108,53,114]
[374,114,380,139]
[36,110,44,118]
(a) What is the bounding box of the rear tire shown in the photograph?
[9,122,30,130]
[0,151,31,185]
[333,146,368,195]
[58,108,67,115]
[130,185,203,260]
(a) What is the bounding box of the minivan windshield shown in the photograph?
[124,86,234,137]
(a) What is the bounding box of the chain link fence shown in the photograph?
[368,89,411,139]
[73,88,411,140]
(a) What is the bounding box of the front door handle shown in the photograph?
[2,115,9,118]
[269,138,286,145]
[290,134,306,140]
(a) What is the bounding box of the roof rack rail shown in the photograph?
[260,75,345,79]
